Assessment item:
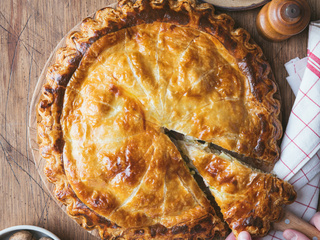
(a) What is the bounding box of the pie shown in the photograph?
[36,0,296,239]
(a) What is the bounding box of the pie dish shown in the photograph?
[36,0,295,239]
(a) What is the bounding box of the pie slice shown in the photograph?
[177,139,297,238]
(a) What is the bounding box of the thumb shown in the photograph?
[283,229,310,240]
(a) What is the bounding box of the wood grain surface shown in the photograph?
[0,1,319,240]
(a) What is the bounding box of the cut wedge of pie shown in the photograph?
[176,139,296,238]
[37,0,296,239]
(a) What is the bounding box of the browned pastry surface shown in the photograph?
[177,140,297,238]
[37,0,285,239]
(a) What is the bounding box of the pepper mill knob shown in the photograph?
[256,0,311,41]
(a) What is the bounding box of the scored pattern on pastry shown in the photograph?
[177,139,296,238]
[37,0,286,239]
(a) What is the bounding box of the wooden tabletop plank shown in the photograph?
[0,1,319,239]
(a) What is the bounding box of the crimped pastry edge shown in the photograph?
[37,0,282,238]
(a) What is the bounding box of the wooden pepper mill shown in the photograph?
[256,0,311,41]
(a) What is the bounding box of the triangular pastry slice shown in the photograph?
[177,139,297,238]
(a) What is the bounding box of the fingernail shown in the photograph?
[238,231,251,240]
[283,230,297,240]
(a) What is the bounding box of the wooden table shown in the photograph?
[0,1,319,239]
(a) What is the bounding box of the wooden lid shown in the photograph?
[268,0,311,36]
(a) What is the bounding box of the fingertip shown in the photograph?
[283,229,309,240]
[310,212,320,231]
[238,231,252,240]
[225,232,236,240]
[283,229,297,240]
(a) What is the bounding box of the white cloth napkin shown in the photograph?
[262,21,320,240]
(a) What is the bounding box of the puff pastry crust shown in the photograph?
[37,0,286,239]
[177,140,297,238]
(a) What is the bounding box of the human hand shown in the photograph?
[225,212,320,240]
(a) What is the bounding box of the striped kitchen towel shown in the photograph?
[264,20,320,240]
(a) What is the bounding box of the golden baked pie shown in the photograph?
[37,0,295,239]
[177,139,296,238]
